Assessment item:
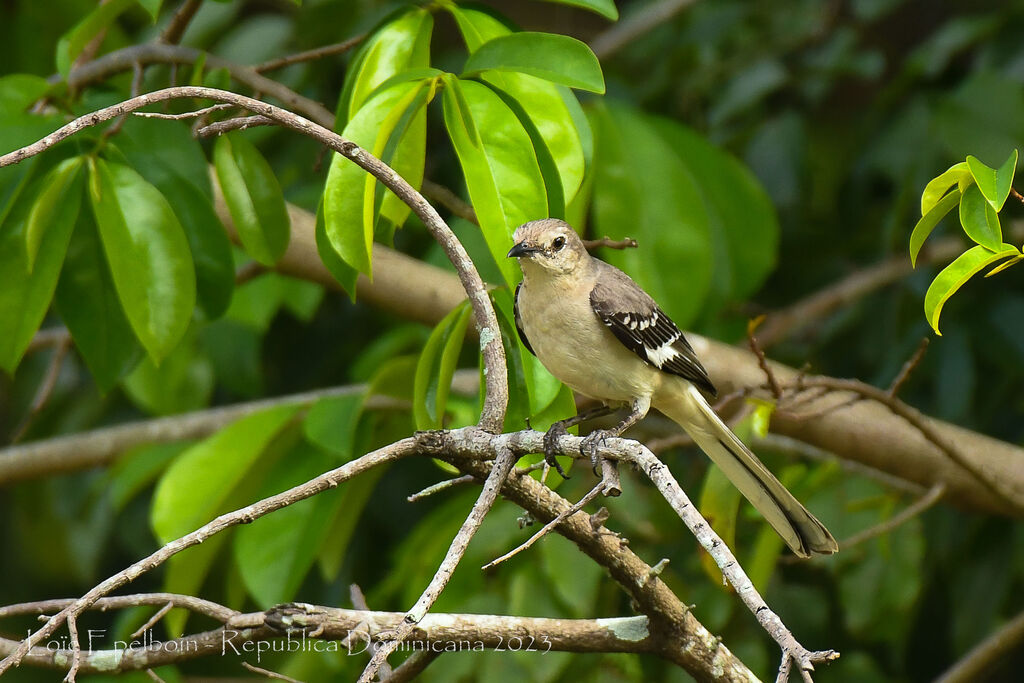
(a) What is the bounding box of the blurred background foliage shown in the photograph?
[1,0,1024,681]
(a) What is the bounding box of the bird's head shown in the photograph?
[507,219,586,276]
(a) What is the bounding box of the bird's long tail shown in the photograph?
[657,384,839,558]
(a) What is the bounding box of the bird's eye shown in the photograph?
[552,236,566,251]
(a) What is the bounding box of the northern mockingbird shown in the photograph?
[508,218,838,558]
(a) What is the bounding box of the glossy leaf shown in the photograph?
[55,210,141,391]
[0,171,81,373]
[414,301,473,430]
[589,102,712,328]
[538,0,618,20]
[442,77,548,288]
[337,7,433,125]
[652,117,779,315]
[966,150,1017,211]
[958,183,1002,251]
[213,134,290,266]
[25,157,83,271]
[56,0,135,77]
[910,189,961,267]
[151,405,300,543]
[314,198,358,298]
[89,159,196,363]
[463,32,605,93]
[920,162,971,216]
[924,244,1021,335]
[324,79,432,275]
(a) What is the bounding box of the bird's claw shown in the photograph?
[580,429,614,474]
[542,421,571,479]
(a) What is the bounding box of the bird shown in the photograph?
[507,218,838,558]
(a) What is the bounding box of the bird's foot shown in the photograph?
[542,421,571,479]
[580,429,615,473]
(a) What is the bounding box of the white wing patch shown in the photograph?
[644,334,682,368]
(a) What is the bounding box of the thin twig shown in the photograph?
[159,0,204,45]
[357,444,516,682]
[63,614,81,683]
[133,103,232,119]
[887,338,929,397]
[581,236,639,251]
[407,475,476,502]
[143,670,166,683]
[11,337,71,443]
[839,483,946,549]
[0,593,238,622]
[241,662,303,683]
[421,179,477,225]
[590,0,699,59]
[197,114,273,137]
[383,650,441,683]
[253,35,366,73]
[130,602,175,640]
[936,609,1024,683]
[747,316,782,399]
[482,479,606,570]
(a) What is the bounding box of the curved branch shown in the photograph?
[0,85,508,434]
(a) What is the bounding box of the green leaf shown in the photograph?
[0,169,81,373]
[55,209,141,391]
[213,134,290,266]
[651,117,779,316]
[151,405,300,543]
[134,0,162,21]
[463,32,605,93]
[0,75,51,114]
[337,7,434,126]
[89,159,196,363]
[414,301,473,430]
[303,392,365,459]
[967,150,1017,211]
[910,189,961,267]
[318,466,385,581]
[122,330,214,415]
[924,244,1020,335]
[589,102,712,328]
[107,442,191,513]
[920,162,971,216]
[324,79,433,275]
[314,198,358,298]
[538,0,618,20]
[233,443,340,608]
[25,157,83,272]
[442,76,548,288]
[56,0,136,77]
[958,184,1002,251]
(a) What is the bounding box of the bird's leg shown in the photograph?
[542,404,617,478]
[579,396,652,470]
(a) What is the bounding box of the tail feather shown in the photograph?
[658,385,838,558]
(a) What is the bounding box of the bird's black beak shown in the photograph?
[507,241,540,258]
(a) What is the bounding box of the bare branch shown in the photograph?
[407,475,476,502]
[133,103,233,119]
[887,337,929,397]
[936,609,1024,683]
[159,0,204,45]
[253,34,366,73]
[0,593,238,622]
[241,662,303,683]
[590,0,699,59]
[839,483,946,549]
[581,236,639,251]
[11,336,70,443]
[196,114,273,137]
[357,443,517,681]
